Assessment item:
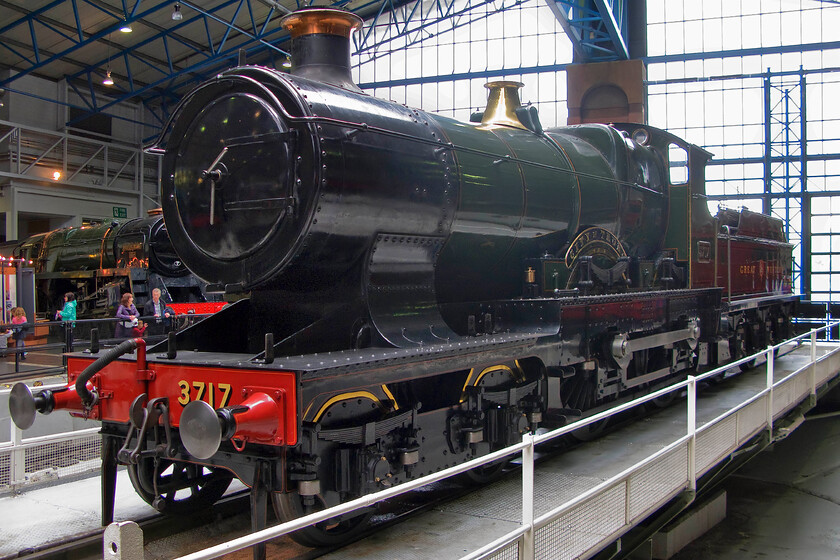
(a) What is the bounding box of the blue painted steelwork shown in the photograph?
[1,0,295,129]
[645,41,840,65]
[352,0,526,78]
[63,2,294,124]
[123,0,528,129]
[544,0,628,61]
[764,69,806,296]
[1,0,527,129]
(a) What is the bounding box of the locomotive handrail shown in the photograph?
[723,224,732,302]
[167,321,840,560]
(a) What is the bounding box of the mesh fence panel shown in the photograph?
[0,452,9,487]
[773,378,795,417]
[737,397,768,443]
[0,434,100,492]
[534,483,626,560]
[628,444,688,521]
[816,351,840,385]
[486,541,520,560]
[696,416,737,475]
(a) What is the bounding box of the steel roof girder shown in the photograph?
[592,0,628,58]
[0,38,35,65]
[0,0,174,88]
[72,0,84,42]
[216,0,247,56]
[179,0,285,52]
[545,0,628,61]
[0,0,68,35]
[355,0,523,58]
[0,0,288,91]
[62,0,283,89]
[72,32,282,123]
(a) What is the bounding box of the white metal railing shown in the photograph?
[157,321,839,560]
[463,323,840,560]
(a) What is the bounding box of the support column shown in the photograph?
[566,59,646,125]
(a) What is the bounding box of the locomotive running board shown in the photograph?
[366,233,460,347]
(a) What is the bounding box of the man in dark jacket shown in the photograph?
[143,288,175,336]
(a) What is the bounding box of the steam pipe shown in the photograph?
[75,338,145,408]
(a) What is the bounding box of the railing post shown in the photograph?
[64,322,74,352]
[687,376,696,492]
[10,412,25,489]
[766,346,774,438]
[16,127,21,174]
[520,432,535,560]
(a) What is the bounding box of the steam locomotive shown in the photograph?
[10,7,796,550]
[0,214,219,318]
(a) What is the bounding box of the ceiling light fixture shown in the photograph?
[172,3,183,21]
[103,32,115,86]
[53,171,62,181]
[120,22,132,33]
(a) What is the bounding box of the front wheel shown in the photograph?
[127,458,234,515]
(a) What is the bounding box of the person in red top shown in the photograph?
[131,319,147,338]
[11,306,27,359]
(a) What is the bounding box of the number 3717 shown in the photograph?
[177,380,232,408]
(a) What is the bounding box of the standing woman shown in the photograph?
[115,293,138,338]
[55,292,77,350]
[56,293,77,322]
[11,306,27,359]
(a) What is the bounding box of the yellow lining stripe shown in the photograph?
[310,391,382,423]
[461,364,519,402]
[514,360,525,381]
[381,384,399,410]
[461,368,477,394]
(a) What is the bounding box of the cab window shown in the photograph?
[668,143,689,185]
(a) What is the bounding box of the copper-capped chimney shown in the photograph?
[280,8,362,92]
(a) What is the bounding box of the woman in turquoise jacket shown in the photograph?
[55,292,77,349]
[56,292,77,322]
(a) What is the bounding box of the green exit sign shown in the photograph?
[113,207,127,218]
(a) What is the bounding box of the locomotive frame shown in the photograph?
[10,7,797,553]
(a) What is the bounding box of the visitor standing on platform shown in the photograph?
[115,293,139,338]
[143,288,174,336]
[55,292,77,350]
[11,306,27,359]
